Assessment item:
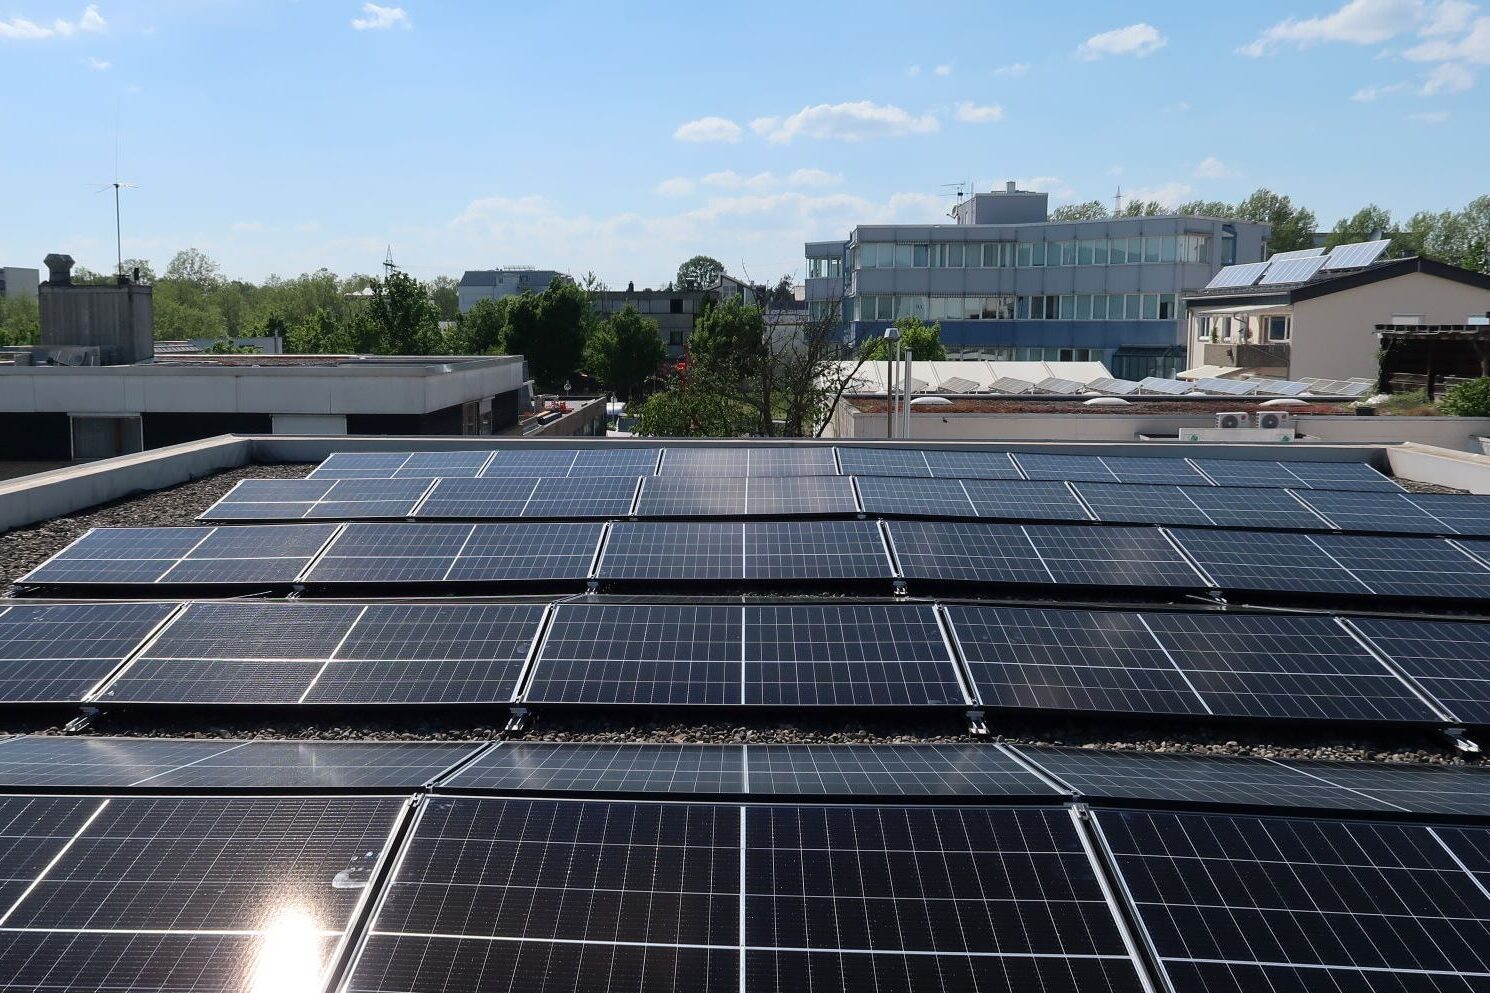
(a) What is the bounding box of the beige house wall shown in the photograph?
[1291,272,1490,382]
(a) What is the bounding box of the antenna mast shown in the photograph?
[383,246,399,275]
[1113,186,1124,215]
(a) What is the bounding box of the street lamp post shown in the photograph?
[883,326,901,439]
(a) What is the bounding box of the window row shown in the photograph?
[851,234,1210,270]
[805,257,844,279]
[1194,313,1291,343]
[855,292,1181,322]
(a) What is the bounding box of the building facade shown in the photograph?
[0,267,40,301]
[457,268,568,313]
[592,288,712,358]
[805,182,1269,380]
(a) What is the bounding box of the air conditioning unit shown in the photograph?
[1256,411,1293,431]
[1215,411,1252,429]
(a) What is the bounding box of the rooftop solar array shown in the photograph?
[658,447,839,476]
[312,449,492,478]
[1014,452,1211,485]
[303,522,603,585]
[0,602,177,703]
[1203,261,1270,289]
[597,520,893,581]
[415,474,641,519]
[1085,376,1141,395]
[634,474,859,516]
[1267,246,1327,261]
[1258,253,1328,284]
[1136,376,1194,394]
[1322,237,1392,269]
[1194,376,1259,395]
[1189,457,1402,491]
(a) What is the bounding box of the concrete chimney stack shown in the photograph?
[43,254,74,286]
[39,252,154,364]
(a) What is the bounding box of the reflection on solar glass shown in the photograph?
[1024,525,1201,588]
[656,449,748,476]
[412,477,538,518]
[922,450,1023,479]
[19,525,338,587]
[745,805,1148,993]
[1310,533,1490,599]
[1350,617,1490,724]
[444,742,747,793]
[0,602,177,702]
[0,794,403,993]
[1181,486,1328,530]
[522,475,640,518]
[945,605,1205,716]
[856,476,975,517]
[886,521,1054,585]
[527,603,743,704]
[1284,759,1490,817]
[744,603,966,706]
[1100,456,1211,486]
[744,520,892,580]
[747,743,1058,796]
[573,448,661,476]
[1014,746,1400,811]
[413,475,638,520]
[481,450,578,476]
[745,475,857,515]
[1096,807,1490,993]
[305,522,602,584]
[105,601,546,705]
[345,797,741,993]
[1167,529,1373,595]
[1012,452,1119,483]
[198,478,335,520]
[301,478,432,519]
[635,476,747,515]
[1408,494,1490,537]
[311,450,495,479]
[1203,261,1269,289]
[962,480,1090,521]
[597,522,743,580]
[1192,458,1400,492]
[834,447,931,477]
[1141,612,1439,722]
[1074,483,1214,527]
[660,448,839,477]
[1292,490,1449,534]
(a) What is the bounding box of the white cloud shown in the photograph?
[934,63,953,76]
[0,4,105,40]
[350,4,410,31]
[1351,81,1411,99]
[954,101,1004,123]
[673,116,742,142]
[1238,0,1479,56]
[1076,23,1167,60]
[750,101,939,143]
[701,170,777,191]
[1125,182,1194,207]
[1404,14,1490,60]
[1194,156,1232,178]
[654,177,695,197]
[994,62,1030,76]
[231,221,266,233]
[1423,0,1479,35]
[1409,108,1452,121]
[787,168,842,187]
[84,55,109,69]
[1421,59,1478,89]
[905,64,921,77]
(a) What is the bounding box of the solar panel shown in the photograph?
[1188,458,1309,488]
[988,375,1036,394]
[1013,746,1402,811]
[1310,532,1490,599]
[1140,611,1440,722]
[1267,246,1326,261]
[597,521,743,580]
[1024,524,1204,588]
[0,794,404,992]
[1180,485,1332,530]
[1334,380,1373,397]
[0,736,477,788]
[309,451,411,478]
[921,449,1023,479]
[1203,261,1270,289]
[413,476,640,519]
[18,524,338,588]
[1099,455,1212,486]
[1136,376,1194,395]
[660,448,839,477]
[1095,807,1490,993]
[634,476,748,515]
[1194,376,1259,395]
[1282,460,1403,492]
[104,601,547,704]
[937,375,980,393]
[198,478,337,520]
[1406,493,1490,536]
[1350,617,1490,724]
[743,603,967,706]
[961,479,1091,522]
[411,476,540,518]
[745,743,1061,796]
[1281,758,1490,816]
[1086,376,1141,395]
[481,449,578,477]
[303,522,602,585]
[1035,376,1084,394]
[1292,489,1450,534]
[526,603,743,704]
[0,602,177,703]
[1074,482,1216,527]
[572,447,662,476]
[834,447,931,477]
[656,448,749,476]
[1249,378,1312,396]
[442,742,748,794]
[299,478,433,518]
[1322,237,1391,269]
[1258,254,1328,284]
[855,475,976,517]
[348,796,743,993]
[745,475,858,515]
[745,448,841,476]
[744,520,894,580]
[945,604,1207,716]
[886,520,1057,586]
[1166,529,1373,595]
[1013,452,1120,483]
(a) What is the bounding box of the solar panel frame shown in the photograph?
[1203,261,1270,289]
[1257,254,1328,284]
[1322,237,1391,270]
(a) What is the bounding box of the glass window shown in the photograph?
[1077,240,1095,266]
[1062,242,1077,266]
[1017,242,1032,267]
[1028,296,1043,320]
[1045,297,1060,320]
[1143,238,1160,263]
[1059,295,1074,319]
[1141,293,1159,320]
[894,244,913,268]
[1108,239,1126,264]
[1030,242,1046,267]
[1075,294,1092,320]
[1158,294,1176,320]
[961,296,981,319]
[1159,236,1177,263]
[1221,230,1237,265]
[1126,294,1141,319]
[982,296,1013,320]
[1093,240,1109,265]
[1128,238,1144,263]
[1090,295,1107,320]
[1017,296,1030,319]
[807,259,821,278]
[1268,316,1290,341]
[877,244,894,267]
[944,243,961,267]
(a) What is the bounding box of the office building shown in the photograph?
[805,182,1269,379]
[0,266,39,301]
[457,267,568,313]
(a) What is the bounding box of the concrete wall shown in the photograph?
[1291,271,1490,382]
[0,268,39,301]
[38,282,154,364]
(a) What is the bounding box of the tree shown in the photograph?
[163,248,223,288]
[632,384,745,437]
[286,308,356,353]
[69,265,114,285]
[860,316,946,361]
[1050,201,1108,221]
[362,270,441,354]
[1326,204,1397,250]
[676,255,724,291]
[500,280,592,389]
[119,258,155,281]
[1119,199,1169,217]
[448,297,507,354]
[767,275,795,308]
[0,297,40,346]
[584,306,665,400]
[1176,200,1234,218]
[1439,378,1490,417]
[1233,189,1318,255]
[427,275,460,321]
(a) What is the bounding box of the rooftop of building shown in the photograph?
[1189,251,1490,304]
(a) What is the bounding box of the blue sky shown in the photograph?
[3,1,1487,286]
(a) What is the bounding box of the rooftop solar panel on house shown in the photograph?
[410,476,539,518]
[834,447,932,477]
[198,478,337,521]
[886,521,1060,586]
[1013,746,1402,811]
[988,375,1037,394]
[1258,254,1328,284]
[1140,611,1441,722]
[855,475,976,517]
[746,743,1060,796]
[0,602,177,703]
[1035,376,1084,394]
[1085,376,1142,395]
[0,793,404,993]
[297,478,433,519]
[1136,376,1194,395]
[936,375,980,393]
[1188,458,1309,488]
[744,520,893,580]
[310,451,411,477]
[1194,376,1259,395]
[743,603,967,706]
[1406,493,1490,536]
[1166,528,1373,596]
[656,448,749,476]
[1203,261,1270,289]
[481,449,578,476]
[746,475,858,515]
[442,742,748,794]
[1349,617,1490,724]
[1282,460,1403,492]
[1249,378,1312,396]
[944,605,1207,716]
[1180,485,1331,530]
[597,521,743,580]
[961,479,1091,522]
[1074,482,1216,527]
[1095,807,1490,993]
[523,475,640,518]
[1322,237,1391,270]
[1268,246,1327,261]
[18,524,339,589]
[660,448,840,477]
[1292,489,1450,534]
[571,447,662,476]
[921,449,1024,479]
[1311,532,1490,599]
[1099,455,1212,486]
[1012,452,1119,483]
[303,522,602,585]
[1024,524,1203,588]
[103,601,547,705]
[526,602,743,705]
[634,476,748,515]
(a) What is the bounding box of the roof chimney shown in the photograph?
[43,254,75,286]
[1005,181,1017,193]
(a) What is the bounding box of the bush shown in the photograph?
[1439,377,1490,417]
